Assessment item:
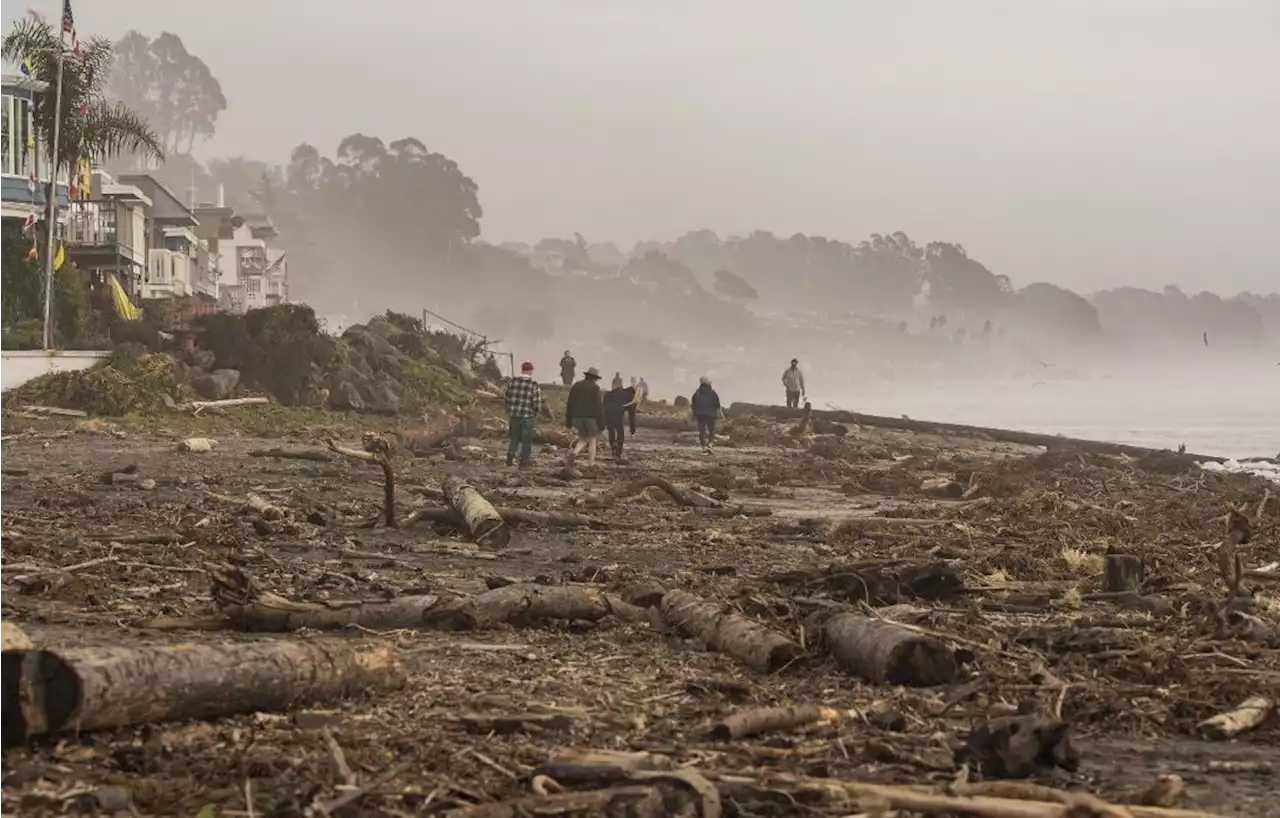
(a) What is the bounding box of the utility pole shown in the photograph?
[40,36,68,350]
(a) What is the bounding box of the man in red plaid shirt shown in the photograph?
[504,361,543,467]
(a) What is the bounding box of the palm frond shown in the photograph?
[80,101,165,163]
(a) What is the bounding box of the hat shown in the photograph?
[699,375,711,385]
[585,367,601,379]
[521,361,534,372]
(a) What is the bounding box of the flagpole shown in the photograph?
[41,38,68,351]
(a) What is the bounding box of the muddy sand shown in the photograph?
[1,409,1277,816]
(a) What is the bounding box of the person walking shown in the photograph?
[627,376,644,434]
[782,358,806,408]
[559,350,577,386]
[603,381,638,463]
[565,367,605,466]
[690,375,723,454]
[503,361,542,468]
[611,371,624,389]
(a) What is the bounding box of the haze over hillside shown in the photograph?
[6,0,1278,296]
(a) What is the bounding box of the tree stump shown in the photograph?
[1103,553,1144,592]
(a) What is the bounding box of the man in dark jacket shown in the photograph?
[603,383,638,463]
[559,351,576,386]
[565,366,605,466]
[690,375,723,454]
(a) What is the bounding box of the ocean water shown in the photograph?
[834,371,1280,461]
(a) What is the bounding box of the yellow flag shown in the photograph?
[54,243,66,270]
[78,158,92,198]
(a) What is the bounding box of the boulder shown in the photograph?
[191,368,241,400]
[186,348,217,371]
[329,380,365,411]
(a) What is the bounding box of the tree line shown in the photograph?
[26,25,1275,354]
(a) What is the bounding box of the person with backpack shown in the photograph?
[690,375,724,454]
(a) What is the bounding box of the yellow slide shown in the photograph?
[108,273,143,321]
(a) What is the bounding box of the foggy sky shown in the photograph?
[7,0,1278,294]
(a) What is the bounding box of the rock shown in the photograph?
[363,378,404,414]
[329,380,365,411]
[191,368,241,400]
[2,621,34,651]
[673,395,690,409]
[185,348,216,370]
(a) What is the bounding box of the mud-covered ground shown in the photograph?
[2,409,1278,817]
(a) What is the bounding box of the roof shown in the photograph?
[98,183,153,207]
[241,213,279,240]
[1,73,49,94]
[116,173,197,227]
[191,205,243,240]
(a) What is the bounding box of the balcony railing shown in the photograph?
[65,210,118,247]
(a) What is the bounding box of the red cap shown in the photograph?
[521,361,534,372]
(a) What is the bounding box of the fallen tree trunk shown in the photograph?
[709,772,1224,818]
[247,447,334,462]
[214,566,612,631]
[404,506,619,531]
[585,475,722,509]
[1,639,404,745]
[425,584,614,629]
[532,425,573,447]
[709,704,855,741]
[660,590,802,672]
[443,477,510,548]
[725,402,1228,463]
[1197,696,1273,740]
[633,414,695,432]
[185,397,270,415]
[823,613,959,686]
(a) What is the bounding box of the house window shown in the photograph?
[1,95,12,176]
[246,277,261,295]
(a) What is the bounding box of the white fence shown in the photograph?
[1,350,109,391]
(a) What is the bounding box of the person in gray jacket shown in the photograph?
[690,376,724,454]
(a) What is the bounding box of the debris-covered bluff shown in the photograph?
[4,307,502,416]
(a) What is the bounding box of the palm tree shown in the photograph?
[2,15,164,187]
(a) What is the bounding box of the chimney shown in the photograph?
[217,184,225,208]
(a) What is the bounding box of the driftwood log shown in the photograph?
[823,613,959,686]
[442,477,510,548]
[1104,553,1145,592]
[211,567,613,632]
[633,414,695,432]
[660,590,801,672]
[405,506,619,531]
[709,704,856,741]
[586,475,721,509]
[725,402,1227,463]
[247,447,334,462]
[1196,696,1273,740]
[1,639,403,745]
[708,772,1221,818]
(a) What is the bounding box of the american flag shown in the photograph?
[62,0,80,56]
